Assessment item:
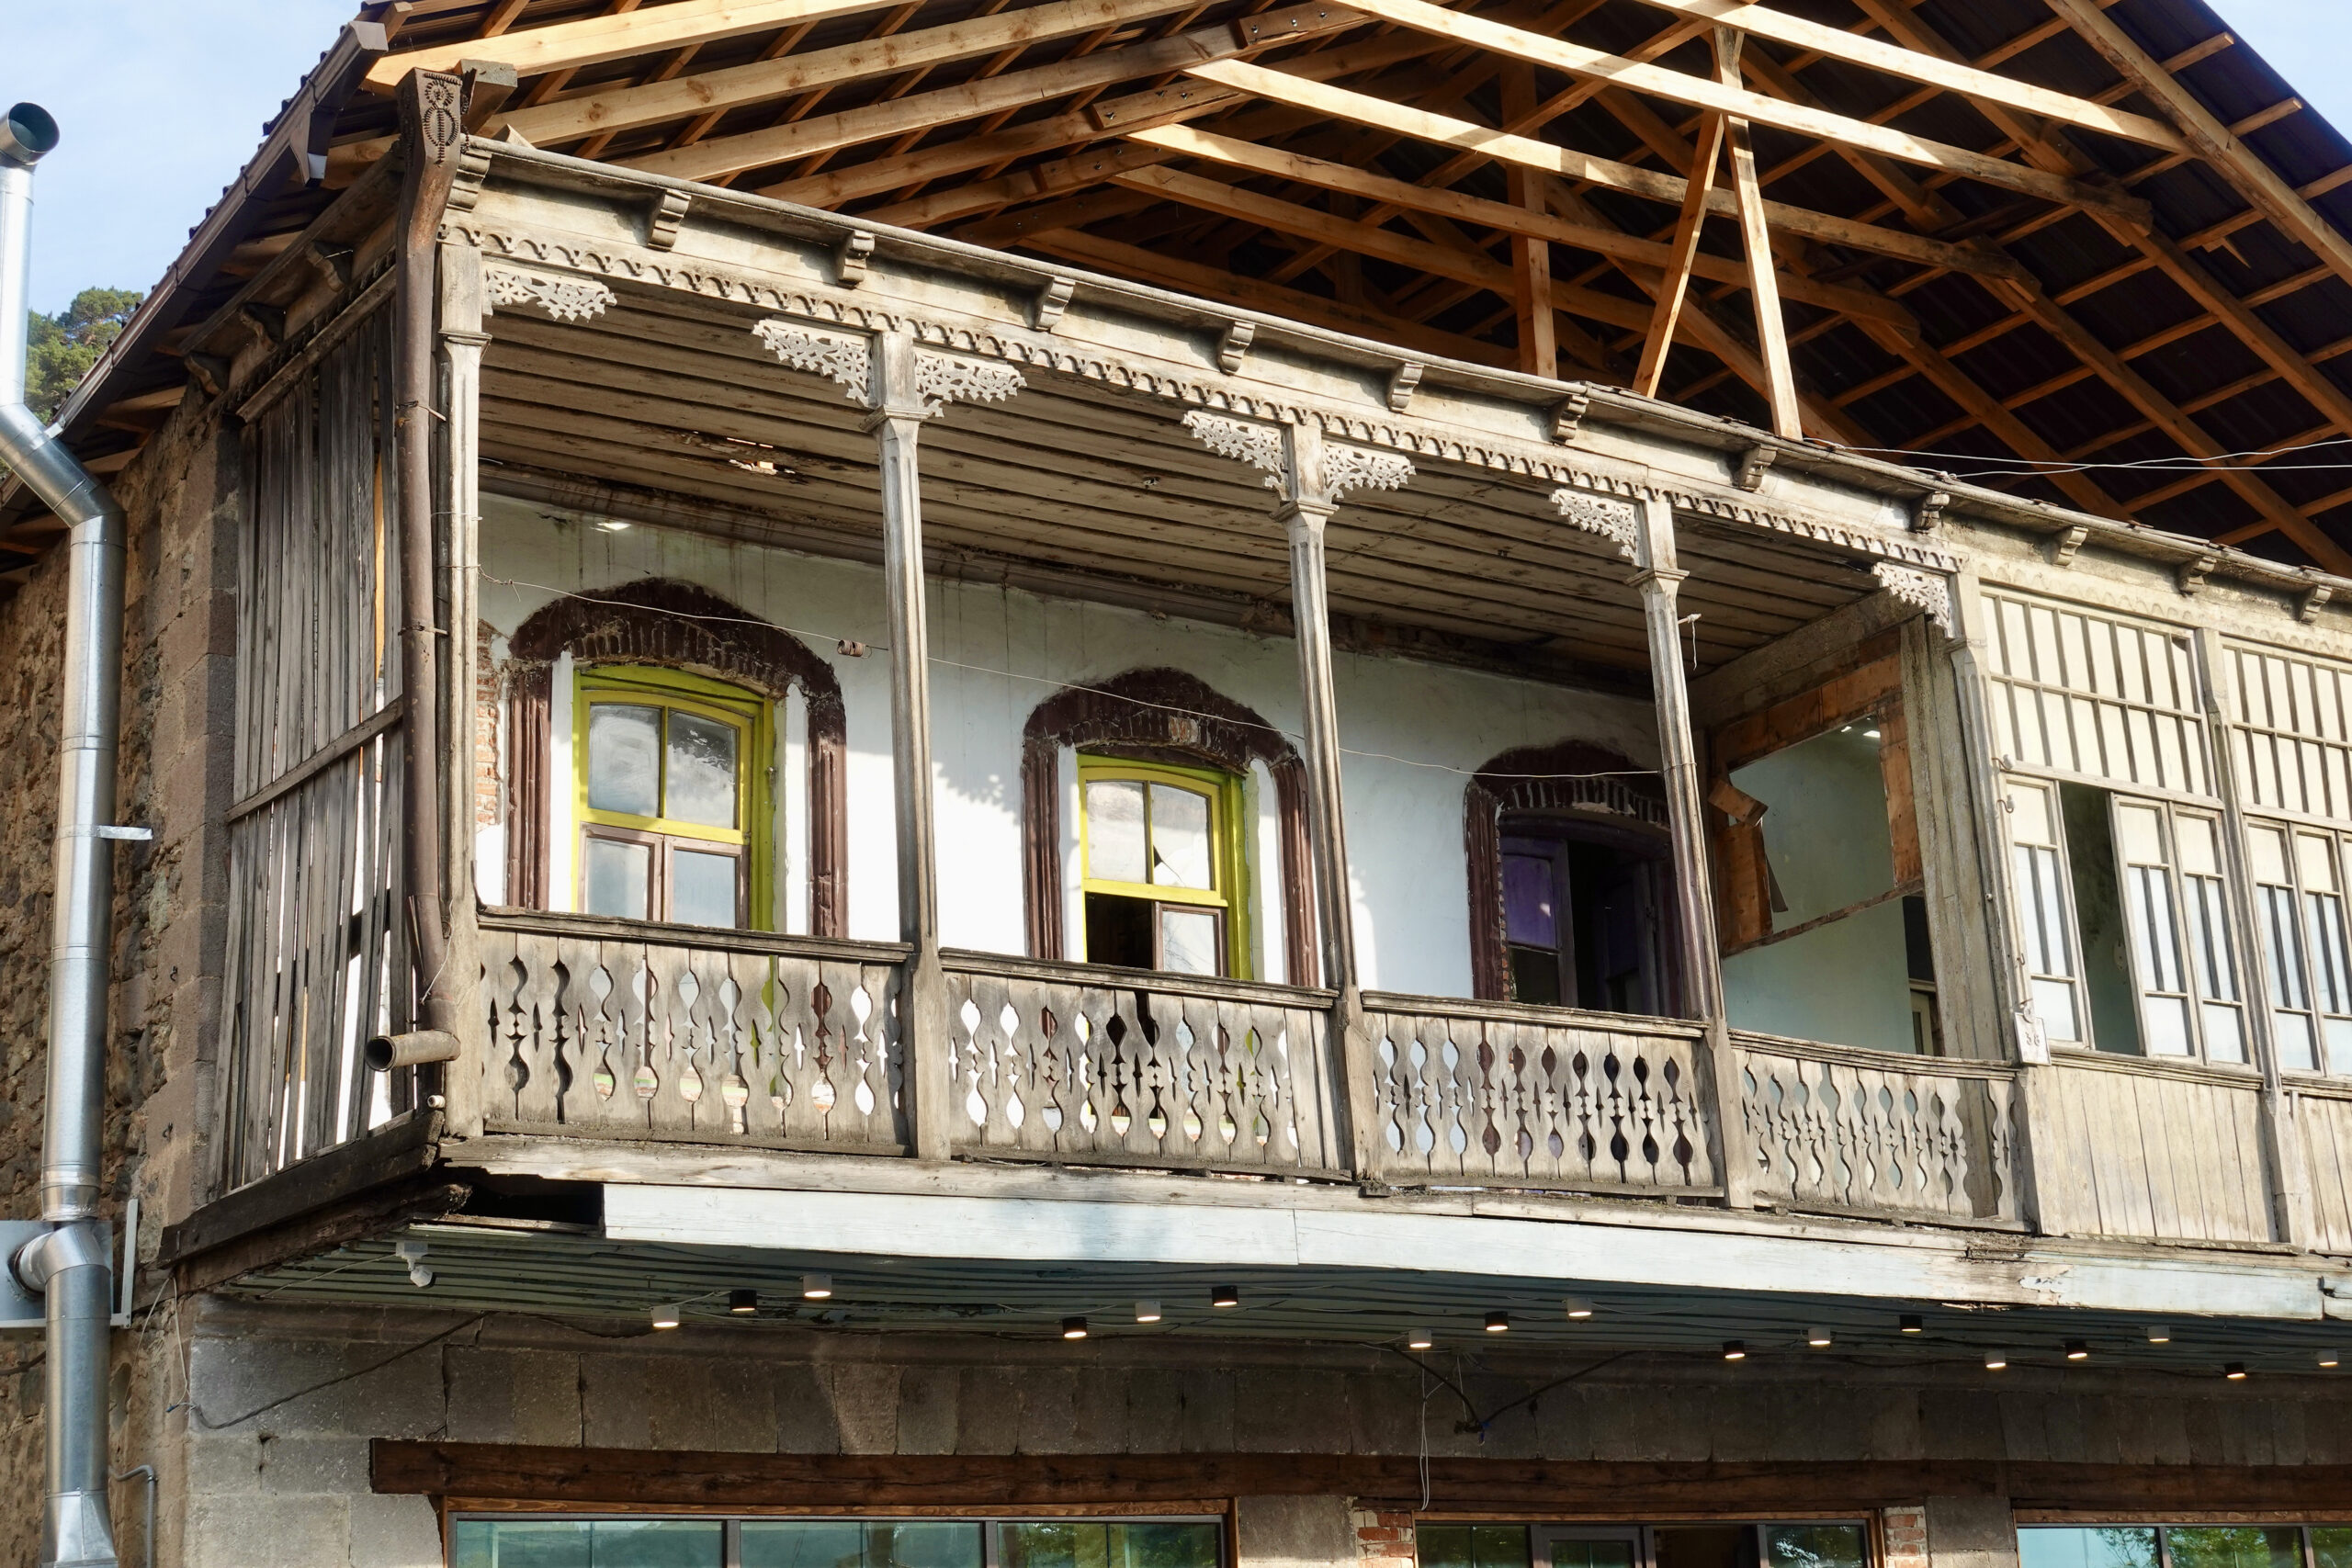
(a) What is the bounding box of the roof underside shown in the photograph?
[14,0,2352,586]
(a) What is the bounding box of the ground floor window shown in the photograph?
[2020,1526,2352,1568]
[1419,1521,1869,1568]
[451,1516,1225,1568]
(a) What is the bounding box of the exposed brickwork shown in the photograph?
[1883,1506,1930,1568]
[1353,1507,1417,1568]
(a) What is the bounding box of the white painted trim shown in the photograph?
[548,650,577,912]
[599,1184,2323,1320]
[782,685,808,936]
[1252,758,1283,987]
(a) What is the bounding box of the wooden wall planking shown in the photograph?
[2290,1087,2352,1254]
[2030,1058,2276,1244]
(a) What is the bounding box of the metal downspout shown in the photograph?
[0,102,125,1568]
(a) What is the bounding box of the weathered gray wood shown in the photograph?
[442,237,491,1143]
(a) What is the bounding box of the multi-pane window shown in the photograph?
[1079,756,1246,976]
[1421,1519,1869,1568]
[2247,821,2352,1073]
[575,667,768,930]
[2006,781,2082,1045]
[451,1516,1225,1568]
[2020,1524,2350,1568]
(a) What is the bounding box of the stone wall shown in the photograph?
[165,1295,2351,1568]
[0,377,243,1566]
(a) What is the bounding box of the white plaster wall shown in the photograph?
[476,495,1657,997]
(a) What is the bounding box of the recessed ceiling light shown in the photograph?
[1211,1284,1240,1308]
[1485,1312,1510,1334]
[2321,1349,2342,1370]
[1062,1317,1089,1340]
[1562,1297,1595,1320]
[1405,1327,1433,1351]
[728,1290,759,1315]
[2065,1340,2090,1361]
[650,1303,683,1330]
[1898,1314,1924,1335]
[1723,1340,1747,1361]
[2224,1362,2248,1382]
[2146,1324,2171,1345]
[1135,1301,1162,1325]
[1984,1350,2008,1371]
[1807,1326,1834,1348]
[801,1273,832,1300]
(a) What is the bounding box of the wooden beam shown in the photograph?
[1185,59,2026,280]
[1107,164,1656,330]
[618,6,1365,184]
[2045,0,2352,299]
[1019,229,1518,367]
[1714,28,1799,441]
[1501,65,1556,378]
[1634,107,1723,398]
[362,0,906,90]
[1119,125,1908,322]
[1620,0,2186,152]
[492,0,1206,146]
[1311,0,2151,220]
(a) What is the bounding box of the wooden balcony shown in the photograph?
[470,908,2047,1229]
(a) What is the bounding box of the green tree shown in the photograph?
[24,287,142,422]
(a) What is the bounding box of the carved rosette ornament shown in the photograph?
[1549,487,1642,560]
[1872,561,1956,637]
[753,321,873,404]
[485,266,616,323]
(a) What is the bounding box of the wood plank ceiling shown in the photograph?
[13,0,2352,589]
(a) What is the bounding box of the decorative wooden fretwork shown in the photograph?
[1364,1003,1717,1192]
[2223,640,2352,825]
[480,913,907,1150]
[942,960,1345,1174]
[484,265,615,322]
[1981,592,2212,797]
[1736,1038,2018,1223]
[1550,486,1642,560]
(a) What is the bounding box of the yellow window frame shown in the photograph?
[573,665,775,930]
[1076,753,1251,977]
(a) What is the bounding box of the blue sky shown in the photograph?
[6,0,2350,315]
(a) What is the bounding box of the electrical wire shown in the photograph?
[1821,432,2352,479]
[479,572,1666,784]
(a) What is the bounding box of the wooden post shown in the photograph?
[437,239,490,1141]
[1715,27,1803,440]
[869,331,956,1162]
[2191,625,2308,1246]
[1634,102,1726,399]
[1501,65,1558,379]
[1631,495,1750,1206]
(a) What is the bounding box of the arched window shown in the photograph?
[1021,668,1316,985]
[1466,740,1678,1013]
[503,578,848,936]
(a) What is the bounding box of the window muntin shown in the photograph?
[1078,757,1248,977]
[2005,779,2249,1064]
[2248,821,2352,1073]
[1444,1520,1870,1568]
[574,667,770,931]
[453,1518,1218,1568]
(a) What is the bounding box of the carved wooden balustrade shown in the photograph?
[1363,995,1720,1193]
[478,910,910,1151]
[1734,1034,2020,1223]
[941,953,1348,1174]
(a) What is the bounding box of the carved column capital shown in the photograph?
[751,321,1025,423]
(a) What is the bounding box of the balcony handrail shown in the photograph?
[1728,1028,2020,1081]
[2037,1043,2265,1089]
[1363,989,1707,1038]
[480,905,913,966]
[939,947,1339,1010]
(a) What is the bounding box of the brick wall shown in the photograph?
[1883,1506,1930,1568]
[1353,1508,1417,1568]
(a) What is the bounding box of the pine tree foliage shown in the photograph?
[24,287,143,422]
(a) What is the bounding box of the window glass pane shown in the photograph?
[2302,834,2342,893]
[2312,1529,2352,1568]
[1765,1527,1866,1568]
[1551,1542,1636,1568]
[1161,906,1221,976]
[2250,825,2292,884]
[1000,1523,1218,1568]
[2017,1529,2158,1568]
[2165,1529,2303,1568]
[590,1520,726,1568]
[1087,779,1148,884]
[1503,851,1558,948]
[741,1521,867,1568]
[671,849,739,929]
[582,837,651,921]
[453,1521,594,1568]
[587,704,662,817]
[871,1525,988,1568]
[2176,814,2222,877]
[1419,1526,1532,1568]
[665,710,740,829]
[1150,784,1215,889]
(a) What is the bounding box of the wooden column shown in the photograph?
[1500,65,1558,379]
[2191,624,2308,1246]
[1276,421,1361,998]
[1631,495,1750,1205]
[868,332,955,1161]
[437,239,490,1139]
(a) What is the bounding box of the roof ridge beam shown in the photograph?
[1618,0,2187,152]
